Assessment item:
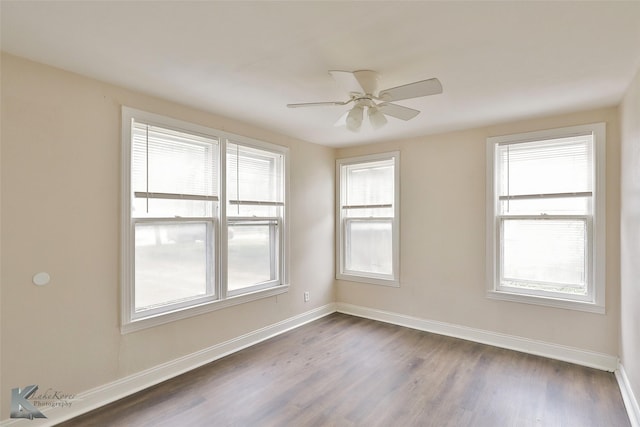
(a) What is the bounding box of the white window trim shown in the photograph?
[121,107,289,334]
[336,151,400,287]
[485,123,606,314]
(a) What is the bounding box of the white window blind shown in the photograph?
[498,135,592,215]
[226,142,284,217]
[345,159,394,205]
[132,122,218,218]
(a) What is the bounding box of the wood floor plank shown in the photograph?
[56,313,630,427]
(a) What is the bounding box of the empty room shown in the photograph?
[1,1,640,426]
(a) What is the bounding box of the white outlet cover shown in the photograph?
[33,272,50,286]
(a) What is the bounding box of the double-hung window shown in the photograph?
[122,108,288,332]
[226,142,285,294]
[486,123,605,312]
[130,119,219,319]
[336,152,400,286]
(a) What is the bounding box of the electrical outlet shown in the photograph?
[304,291,310,302]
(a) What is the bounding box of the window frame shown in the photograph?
[336,151,400,286]
[121,107,289,333]
[486,123,606,313]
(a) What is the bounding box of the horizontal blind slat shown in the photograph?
[134,192,219,202]
[498,191,592,201]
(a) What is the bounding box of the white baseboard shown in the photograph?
[616,363,640,427]
[336,302,619,372]
[1,303,336,427]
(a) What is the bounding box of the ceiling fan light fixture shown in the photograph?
[346,105,364,132]
[368,106,388,130]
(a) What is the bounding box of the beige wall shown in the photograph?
[0,53,335,419]
[620,67,640,407]
[336,107,621,355]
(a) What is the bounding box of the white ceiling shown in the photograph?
[2,1,640,147]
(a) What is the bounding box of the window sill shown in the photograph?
[487,290,605,314]
[121,285,289,334]
[337,273,399,287]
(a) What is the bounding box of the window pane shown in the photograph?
[132,198,214,218]
[135,222,211,312]
[344,206,393,218]
[502,219,586,294]
[230,204,280,218]
[500,196,590,215]
[344,160,394,207]
[345,220,392,275]
[498,135,592,197]
[228,221,278,291]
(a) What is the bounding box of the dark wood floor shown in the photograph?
[57,313,630,427]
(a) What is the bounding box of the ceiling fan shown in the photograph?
[287,70,442,132]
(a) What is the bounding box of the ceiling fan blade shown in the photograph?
[287,100,350,108]
[329,70,366,95]
[378,103,420,121]
[330,70,380,96]
[378,78,442,102]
